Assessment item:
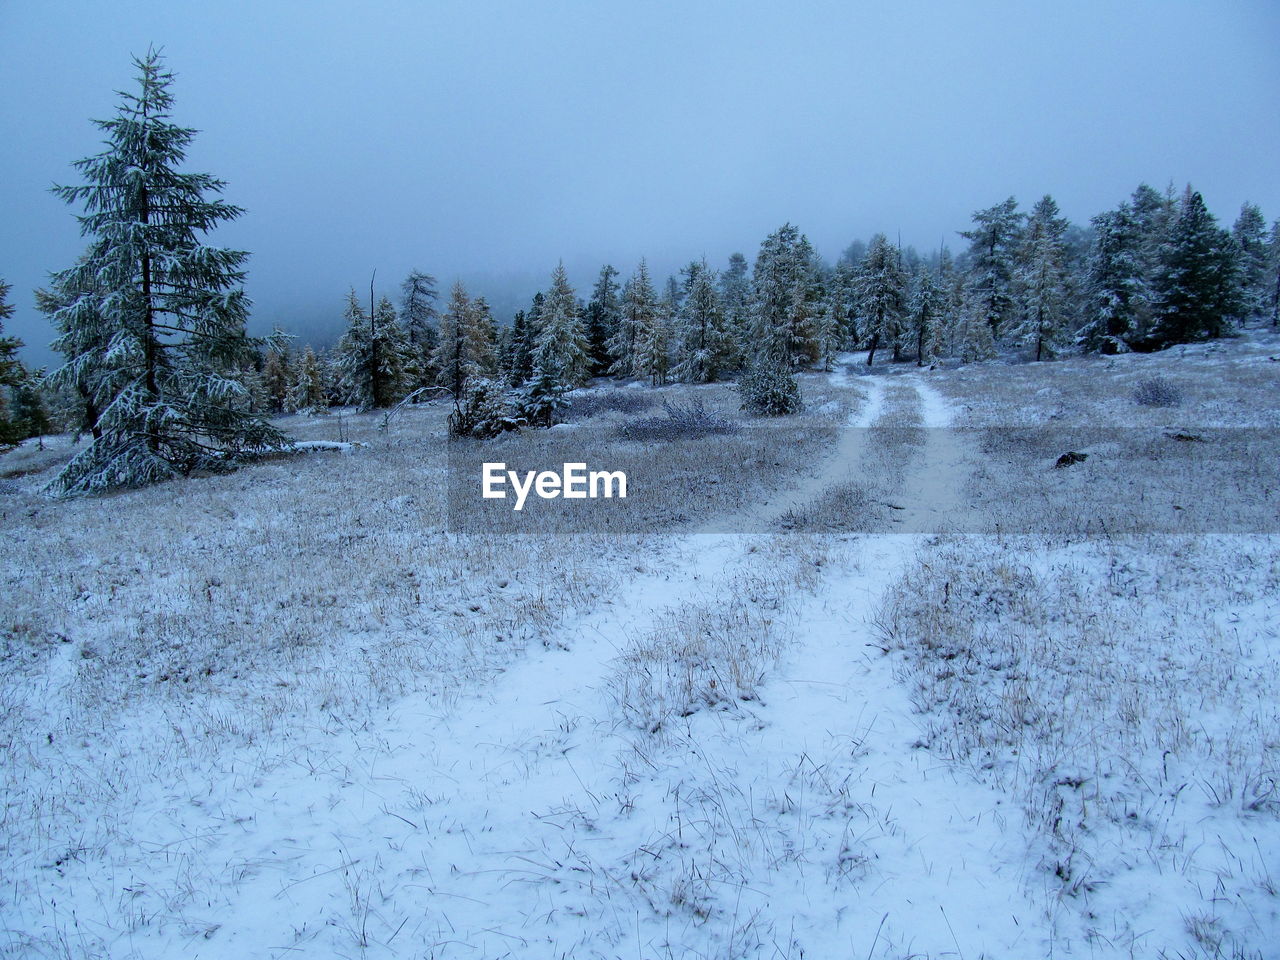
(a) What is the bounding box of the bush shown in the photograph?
[447,378,524,439]
[738,363,803,416]
[1132,376,1182,408]
[517,372,571,428]
[616,398,740,442]
[564,390,656,420]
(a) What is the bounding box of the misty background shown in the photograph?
[2,0,1278,368]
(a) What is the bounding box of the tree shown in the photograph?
[334,288,409,407]
[289,345,329,412]
[906,265,943,365]
[1233,203,1270,323]
[608,260,658,379]
[1012,195,1071,360]
[584,264,620,378]
[751,224,821,367]
[45,51,284,493]
[433,281,483,396]
[635,280,674,386]
[508,308,534,386]
[1079,203,1146,353]
[672,258,731,383]
[400,269,440,394]
[719,252,751,371]
[0,278,28,447]
[1149,189,1243,347]
[959,197,1024,340]
[1269,219,1280,327]
[261,334,293,413]
[532,263,588,387]
[855,233,907,366]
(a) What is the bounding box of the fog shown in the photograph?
[3,0,1278,366]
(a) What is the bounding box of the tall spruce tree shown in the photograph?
[433,281,477,396]
[959,197,1024,340]
[0,278,28,447]
[1269,219,1280,327]
[584,264,621,378]
[532,263,588,388]
[1150,189,1243,346]
[1233,203,1270,323]
[672,258,731,383]
[46,51,283,493]
[334,289,409,408]
[719,252,751,371]
[906,265,943,365]
[608,260,657,379]
[1013,195,1071,360]
[400,269,440,394]
[855,233,907,366]
[751,224,821,368]
[1079,203,1146,353]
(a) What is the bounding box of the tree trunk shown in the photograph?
[866,333,879,367]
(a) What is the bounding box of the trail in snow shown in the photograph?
[65,368,1046,959]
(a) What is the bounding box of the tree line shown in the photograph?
[2,51,1278,489]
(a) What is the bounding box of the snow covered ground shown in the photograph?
[2,335,1278,958]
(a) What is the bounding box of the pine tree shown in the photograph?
[334,290,409,407]
[1150,189,1243,347]
[855,233,907,366]
[45,51,284,493]
[751,224,821,367]
[672,259,731,383]
[636,281,674,386]
[465,296,499,378]
[0,278,28,447]
[433,281,478,396]
[584,264,620,378]
[608,260,657,379]
[289,345,329,413]
[1013,195,1071,360]
[533,263,588,387]
[935,249,966,358]
[1269,219,1280,327]
[959,197,1024,340]
[400,269,440,395]
[1079,203,1146,353]
[719,252,751,371]
[906,265,943,365]
[1233,203,1269,323]
[508,308,533,386]
[261,334,293,413]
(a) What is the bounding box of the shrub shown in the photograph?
[616,398,740,442]
[447,378,524,439]
[1132,376,1182,407]
[564,391,656,419]
[738,363,803,416]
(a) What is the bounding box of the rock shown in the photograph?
[1054,452,1088,468]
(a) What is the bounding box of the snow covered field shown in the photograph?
[3,335,1279,959]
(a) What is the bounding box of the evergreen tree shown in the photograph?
[608,260,657,379]
[584,264,620,378]
[289,344,329,413]
[400,269,440,394]
[508,308,534,386]
[959,196,1024,340]
[532,263,588,387]
[466,296,499,378]
[828,261,858,347]
[11,370,53,442]
[1149,189,1243,346]
[433,281,478,396]
[1269,219,1280,327]
[906,265,943,365]
[1013,195,1071,360]
[334,290,409,408]
[672,258,731,383]
[935,248,966,358]
[719,252,751,371]
[1233,203,1270,323]
[635,280,674,386]
[855,233,907,366]
[1079,203,1146,353]
[0,278,28,447]
[261,335,293,414]
[45,51,284,493]
[751,223,821,367]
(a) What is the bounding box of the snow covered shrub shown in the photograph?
[516,371,570,428]
[564,391,655,419]
[615,398,739,442]
[1132,375,1182,407]
[447,377,523,439]
[738,363,803,416]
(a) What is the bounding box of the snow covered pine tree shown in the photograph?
[47,50,284,493]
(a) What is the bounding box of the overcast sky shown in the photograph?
[3,0,1278,365]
